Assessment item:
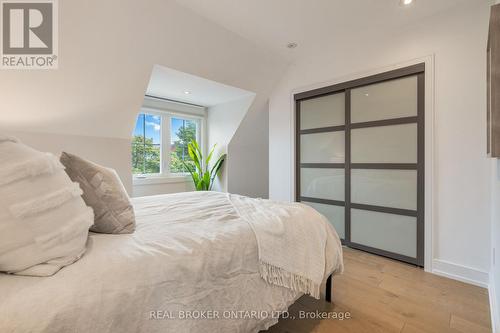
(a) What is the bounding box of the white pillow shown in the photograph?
[0,136,94,276]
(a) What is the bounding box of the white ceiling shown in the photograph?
[175,0,480,60]
[146,65,255,107]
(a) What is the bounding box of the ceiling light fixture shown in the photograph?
[286,42,298,49]
[184,91,191,95]
[400,0,414,6]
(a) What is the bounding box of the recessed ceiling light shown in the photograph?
[286,42,298,49]
[400,0,414,6]
[184,91,191,95]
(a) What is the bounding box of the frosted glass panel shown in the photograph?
[351,169,417,210]
[351,124,417,163]
[351,209,416,258]
[351,76,418,123]
[300,168,344,201]
[303,202,345,239]
[300,132,345,163]
[300,93,345,130]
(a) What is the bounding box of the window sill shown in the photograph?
[133,174,191,186]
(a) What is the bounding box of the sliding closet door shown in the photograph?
[348,74,424,265]
[297,92,346,239]
[296,64,424,266]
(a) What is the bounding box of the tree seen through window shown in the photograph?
[132,113,198,175]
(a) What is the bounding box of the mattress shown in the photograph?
[0,191,342,333]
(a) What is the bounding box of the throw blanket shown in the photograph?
[229,193,342,299]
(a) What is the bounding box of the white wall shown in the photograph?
[208,93,271,198]
[207,95,255,192]
[133,180,194,197]
[228,98,270,198]
[490,158,500,331]
[269,2,492,280]
[0,0,287,196]
[3,130,132,193]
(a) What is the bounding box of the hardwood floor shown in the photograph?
[265,247,491,333]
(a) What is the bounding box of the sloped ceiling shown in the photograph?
[175,0,478,60]
[0,0,287,139]
[146,65,255,107]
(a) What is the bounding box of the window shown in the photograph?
[132,114,161,175]
[132,108,203,178]
[170,117,197,173]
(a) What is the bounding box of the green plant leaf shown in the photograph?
[182,140,227,191]
[205,144,216,172]
[188,142,202,173]
[193,140,202,155]
[203,171,211,190]
[191,140,203,165]
[192,172,200,184]
[210,153,226,176]
[208,153,226,190]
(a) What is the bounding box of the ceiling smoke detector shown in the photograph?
[286,42,298,49]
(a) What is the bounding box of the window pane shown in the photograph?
[131,113,161,175]
[351,209,417,258]
[300,168,344,201]
[300,131,345,163]
[132,114,145,174]
[351,123,417,163]
[300,92,345,130]
[170,117,198,173]
[351,169,417,210]
[351,76,418,123]
[302,201,345,239]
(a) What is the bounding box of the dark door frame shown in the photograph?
[295,63,425,267]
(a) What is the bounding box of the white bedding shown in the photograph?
[0,191,343,333]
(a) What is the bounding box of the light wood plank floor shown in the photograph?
[265,247,491,333]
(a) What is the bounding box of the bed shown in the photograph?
[0,191,343,333]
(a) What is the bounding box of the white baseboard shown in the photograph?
[432,259,489,288]
[431,260,499,332]
[490,274,500,333]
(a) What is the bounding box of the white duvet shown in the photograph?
[0,191,343,333]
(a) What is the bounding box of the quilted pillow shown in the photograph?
[60,152,135,234]
[0,136,93,276]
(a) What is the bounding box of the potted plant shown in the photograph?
[182,140,226,191]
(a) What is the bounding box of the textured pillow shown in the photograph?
[0,136,93,276]
[60,152,135,234]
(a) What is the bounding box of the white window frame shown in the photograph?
[133,105,206,185]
